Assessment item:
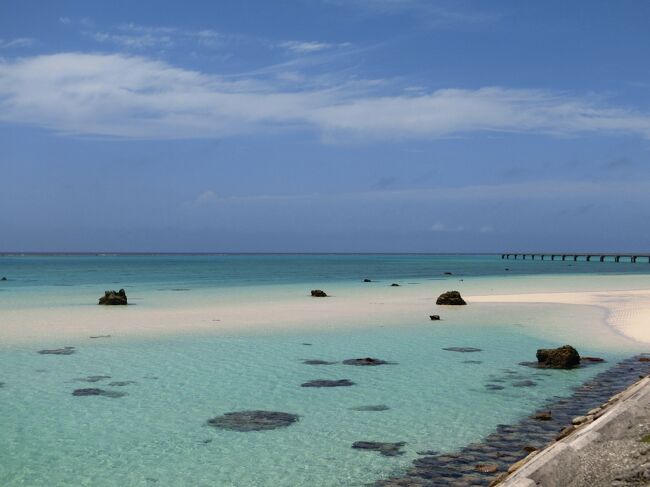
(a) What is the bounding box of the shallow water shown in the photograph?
[0,255,647,486]
[0,307,639,486]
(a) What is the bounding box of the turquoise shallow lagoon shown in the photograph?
[0,255,648,486]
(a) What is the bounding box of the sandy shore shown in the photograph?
[2,277,650,347]
[471,289,650,345]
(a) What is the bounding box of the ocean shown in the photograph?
[0,254,647,486]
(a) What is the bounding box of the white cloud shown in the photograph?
[0,38,35,49]
[1,53,650,140]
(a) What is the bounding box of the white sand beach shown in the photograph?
[2,275,650,348]
[471,289,650,345]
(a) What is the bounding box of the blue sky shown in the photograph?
[1,0,650,252]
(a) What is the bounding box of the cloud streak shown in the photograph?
[1,53,649,140]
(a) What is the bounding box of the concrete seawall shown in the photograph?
[497,375,650,486]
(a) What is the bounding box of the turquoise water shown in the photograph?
[0,255,648,486]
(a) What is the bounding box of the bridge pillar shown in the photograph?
[574,255,578,261]
[562,255,566,261]
[615,256,620,263]
[586,255,591,262]
[600,256,605,262]
[632,256,637,263]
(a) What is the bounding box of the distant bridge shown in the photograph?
[501,253,650,263]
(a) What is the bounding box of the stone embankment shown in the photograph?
[497,373,650,486]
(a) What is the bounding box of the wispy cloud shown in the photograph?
[91,31,175,50]
[0,38,36,49]
[1,53,650,140]
[325,0,502,28]
[278,40,350,53]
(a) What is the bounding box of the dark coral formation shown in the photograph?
[72,388,127,398]
[352,441,406,457]
[342,357,390,366]
[310,290,327,297]
[38,347,75,355]
[207,410,299,431]
[301,379,355,387]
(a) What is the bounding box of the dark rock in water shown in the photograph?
[0,381,4,388]
[390,283,400,287]
[556,425,576,441]
[0,277,6,281]
[462,360,483,364]
[512,380,537,387]
[363,279,372,282]
[109,380,136,386]
[74,375,111,383]
[416,450,439,456]
[72,388,103,396]
[310,289,327,297]
[302,343,312,346]
[443,347,482,353]
[99,390,128,398]
[522,445,538,453]
[72,388,126,398]
[443,272,453,275]
[302,359,337,365]
[301,379,355,387]
[207,410,299,431]
[89,335,111,339]
[536,345,580,369]
[532,411,552,421]
[352,441,406,457]
[485,384,505,391]
[429,315,441,321]
[38,346,75,355]
[342,357,389,366]
[640,357,650,362]
[350,405,390,412]
[436,291,467,305]
[582,356,605,363]
[98,289,128,305]
[475,463,499,474]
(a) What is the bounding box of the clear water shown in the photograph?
[0,255,647,486]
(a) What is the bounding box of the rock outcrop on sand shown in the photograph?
[536,345,580,369]
[430,315,441,320]
[436,291,467,305]
[207,410,299,431]
[310,289,327,297]
[363,279,372,282]
[390,283,400,287]
[98,289,128,305]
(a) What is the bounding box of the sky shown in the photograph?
[1,0,650,253]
